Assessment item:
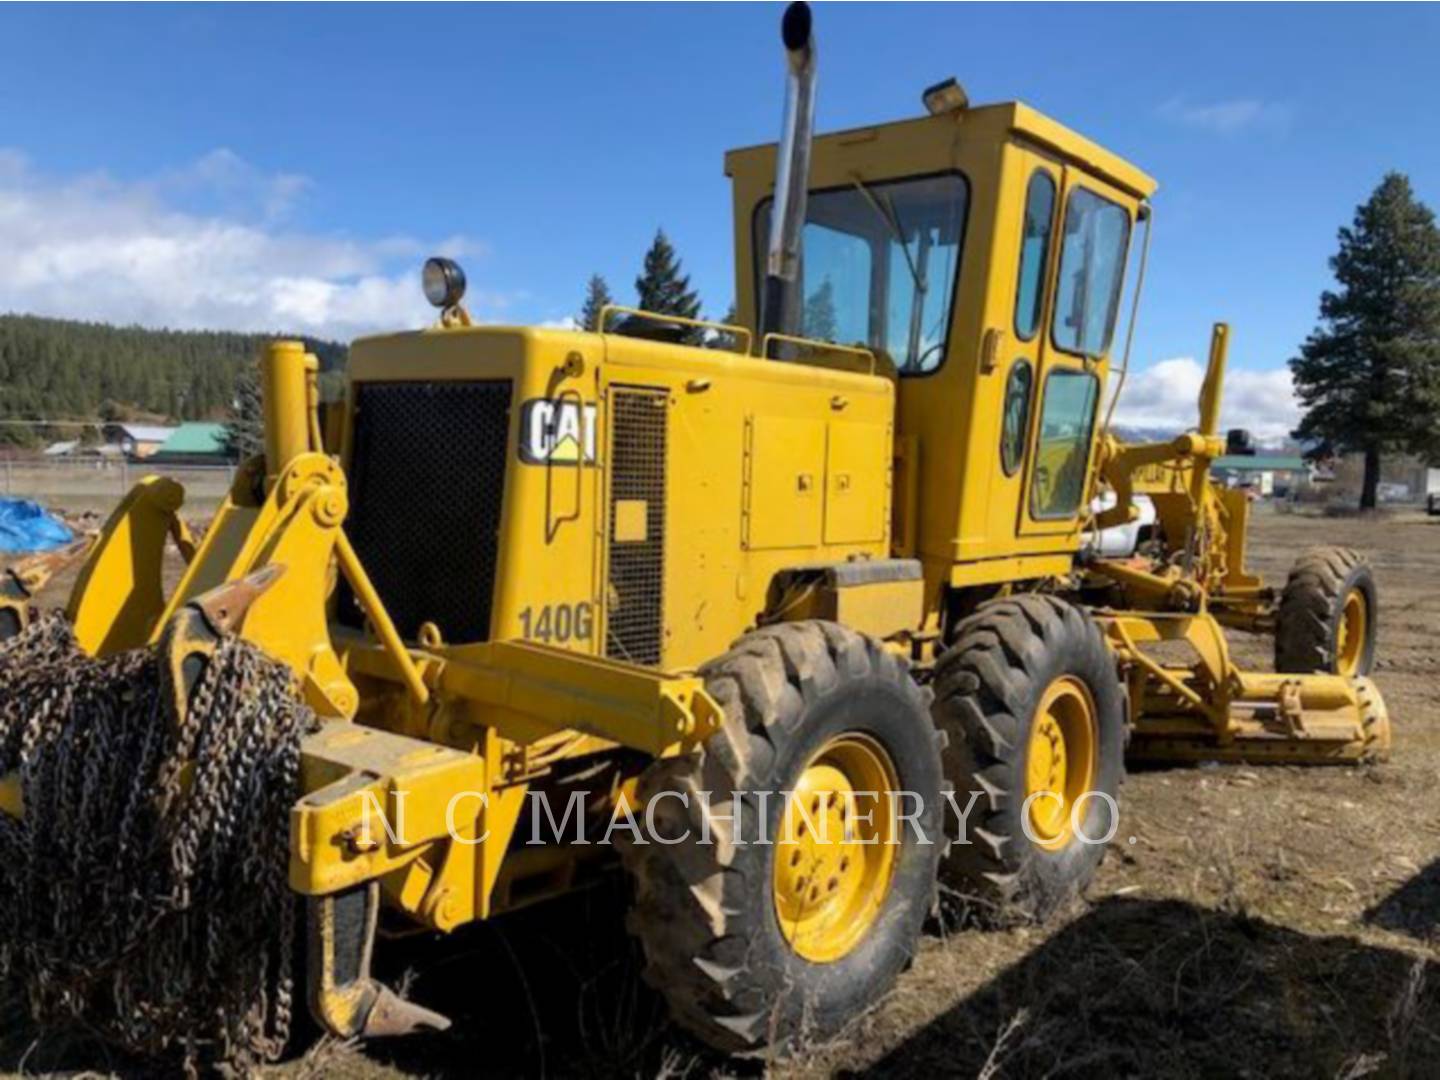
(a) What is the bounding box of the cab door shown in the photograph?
[1017,165,1135,538]
[986,149,1062,543]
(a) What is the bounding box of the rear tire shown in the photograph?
[621,621,944,1054]
[932,595,1126,925]
[1275,547,1377,677]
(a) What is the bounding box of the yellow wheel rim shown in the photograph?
[773,733,900,963]
[1025,676,1097,850]
[1336,590,1367,676]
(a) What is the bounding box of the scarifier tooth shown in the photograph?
[6,537,94,597]
[190,564,287,637]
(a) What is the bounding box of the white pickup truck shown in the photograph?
[1086,492,1158,558]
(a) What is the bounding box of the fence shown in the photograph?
[1,460,237,510]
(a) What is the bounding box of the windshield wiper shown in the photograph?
[851,174,929,366]
[850,175,927,298]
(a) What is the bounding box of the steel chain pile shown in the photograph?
[0,611,318,1073]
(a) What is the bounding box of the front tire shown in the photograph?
[1275,547,1377,677]
[621,621,944,1054]
[933,595,1126,924]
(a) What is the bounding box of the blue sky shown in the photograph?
[2,2,1437,436]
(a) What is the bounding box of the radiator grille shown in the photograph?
[338,380,512,644]
[605,388,668,666]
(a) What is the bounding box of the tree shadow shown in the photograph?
[850,897,1439,1079]
[358,872,723,1080]
[0,992,157,1078]
[9,889,1438,1078]
[0,874,701,1080]
[1366,857,1440,943]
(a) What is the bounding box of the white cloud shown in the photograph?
[0,148,506,340]
[1156,97,1292,136]
[152,148,311,223]
[1110,356,1299,442]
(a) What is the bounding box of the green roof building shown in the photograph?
[151,422,232,464]
[1212,455,1308,473]
[1211,454,1312,497]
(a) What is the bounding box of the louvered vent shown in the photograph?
[605,388,668,666]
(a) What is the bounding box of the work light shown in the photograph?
[422,257,466,309]
[922,77,969,116]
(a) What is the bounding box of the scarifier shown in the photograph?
[0,2,1390,1063]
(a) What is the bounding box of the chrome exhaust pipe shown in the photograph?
[760,1,816,340]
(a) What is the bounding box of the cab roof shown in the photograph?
[725,99,1157,201]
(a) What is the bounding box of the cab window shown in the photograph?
[1014,171,1056,340]
[799,224,870,344]
[1052,188,1131,357]
[1031,369,1099,519]
[1000,360,1033,475]
[755,173,969,374]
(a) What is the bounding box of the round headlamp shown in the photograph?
[422,257,466,309]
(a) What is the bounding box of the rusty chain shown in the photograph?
[0,611,317,1074]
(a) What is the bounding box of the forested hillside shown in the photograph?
[0,314,346,446]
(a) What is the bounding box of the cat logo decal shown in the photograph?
[519,398,598,465]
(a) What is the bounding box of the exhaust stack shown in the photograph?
[760,1,816,340]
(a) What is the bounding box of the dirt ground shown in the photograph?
[3,506,1437,1078]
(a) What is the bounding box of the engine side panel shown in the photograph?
[345,326,895,672]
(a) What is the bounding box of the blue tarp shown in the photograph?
[0,498,74,554]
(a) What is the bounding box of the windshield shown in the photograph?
[755,173,969,374]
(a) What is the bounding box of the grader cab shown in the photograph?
[0,2,1387,1066]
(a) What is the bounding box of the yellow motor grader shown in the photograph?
[0,1,1387,1064]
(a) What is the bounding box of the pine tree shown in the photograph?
[704,303,740,351]
[803,278,838,342]
[577,274,614,332]
[1291,173,1440,509]
[633,229,703,345]
[222,362,265,461]
[0,313,347,445]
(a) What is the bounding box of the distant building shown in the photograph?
[1386,461,1440,504]
[101,423,178,459]
[1328,453,1439,504]
[1211,455,1311,497]
[44,439,123,462]
[150,423,232,465]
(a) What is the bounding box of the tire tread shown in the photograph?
[1275,546,1374,675]
[621,621,932,1053]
